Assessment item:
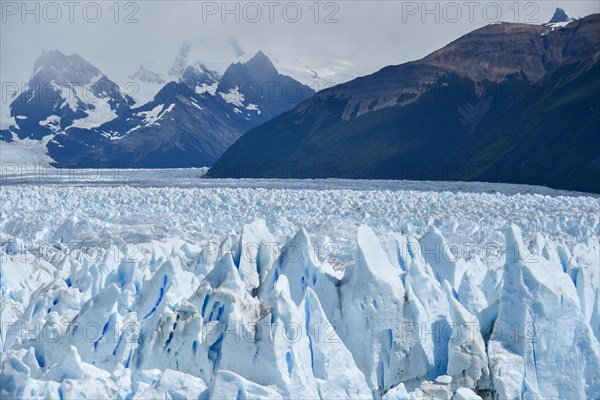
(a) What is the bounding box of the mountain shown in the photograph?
[2,50,314,168]
[47,82,245,168]
[131,66,165,83]
[127,39,355,106]
[208,13,600,193]
[459,52,599,193]
[128,42,225,106]
[217,51,315,122]
[3,50,133,140]
[549,7,575,24]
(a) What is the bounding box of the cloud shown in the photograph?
[1,0,598,102]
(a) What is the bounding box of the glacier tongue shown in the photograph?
[1,215,599,399]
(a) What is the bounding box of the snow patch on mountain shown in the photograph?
[134,103,175,127]
[38,115,61,133]
[196,82,219,96]
[219,86,245,108]
[70,97,118,129]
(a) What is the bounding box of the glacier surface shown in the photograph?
[0,177,598,399]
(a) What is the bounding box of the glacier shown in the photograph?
[0,178,599,399]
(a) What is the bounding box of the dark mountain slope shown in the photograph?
[465,53,600,192]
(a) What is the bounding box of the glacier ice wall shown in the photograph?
[1,219,598,399]
[1,185,599,399]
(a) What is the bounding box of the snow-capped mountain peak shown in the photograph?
[127,42,225,106]
[215,51,314,121]
[180,62,220,93]
[548,7,575,24]
[220,50,279,83]
[31,50,103,86]
[9,46,315,168]
[544,7,578,31]
[245,50,277,71]
[168,42,193,78]
[130,66,166,84]
[7,50,133,139]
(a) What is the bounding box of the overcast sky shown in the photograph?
[2,1,599,94]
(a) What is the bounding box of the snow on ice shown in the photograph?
[0,177,598,399]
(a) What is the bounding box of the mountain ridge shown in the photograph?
[208,13,600,192]
[2,49,314,168]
